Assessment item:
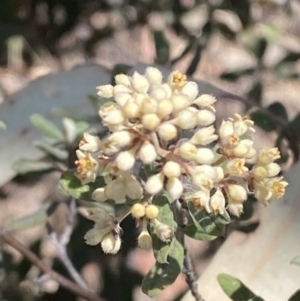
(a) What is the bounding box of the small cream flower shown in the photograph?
[210,190,226,215]
[257,148,281,165]
[79,133,102,152]
[189,125,218,145]
[226,184,247,203]
[75,150,98,184]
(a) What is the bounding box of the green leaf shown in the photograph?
[60,170,106,201]
[221,68,255,82]
[12,158,53,174]
[186,44,202,76]
[34,140,68,160]
[0,120,6,129]
[184,202,230,241]
[152,194,175,230]
[153,30,169,65]
[52,107,86,122]
[62,118,78,144]
[288,290,300,301]
[290,255,300,266]
[4,202,58,232]
[30,113,64,140]
[217,273,265,301]
[267,102,288,123]
[142,237,184,297]
[250,110,277,132]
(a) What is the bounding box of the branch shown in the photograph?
[47,199,88,289]
[183,243,204,301]
[0,229,104,301]
[172,200,204,301]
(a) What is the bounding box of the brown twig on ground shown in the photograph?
[0,228,104,301]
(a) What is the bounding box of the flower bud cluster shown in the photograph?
[251,148,288,205]
[74,67,288,253]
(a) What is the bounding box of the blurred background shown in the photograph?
[0,0,300,301]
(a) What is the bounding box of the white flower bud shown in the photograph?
[193,94,216,108]
[131,72,150,94]
[101,233,122,254]
[219,120,234,142]
[227,203,243,216]
[175,110,197,129]
[196,110,216,126]
[114,84,132,95]
[96,85,114,98]
[258,148,281,165]
[100,105,124,125]
[106,130,136,150]
[232,140,255,158]
[149,86,168,101]
[141,97,158,114]
[145,173,164,194]
[189,125,218,145]
[194,148,215,164]
[142,114,161,130]
[179,142,198,160]
[181,81,199,100]
[214,166,224,182]
[116,149,136,171]
[266,162,281,177]
[114,93,131,107]
[166,177,184,200]
[145,205,159,220]
[210,190,226,214]
[138,230,152,250]
[131,203,146,219]
[92,188,107,202]
[157,99,173,119]
[252,166,268,180]
[171,94,190,112]
[145,67,163,85]
[157,123,177,141]
[139,141,157,164]
[115,74,131,86]
[163,161,181,178]
[227,184,247,203]
[123,101,141,118]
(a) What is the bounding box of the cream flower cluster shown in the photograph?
[74,67,288,253]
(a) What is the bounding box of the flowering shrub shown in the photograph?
[60,67,288,296]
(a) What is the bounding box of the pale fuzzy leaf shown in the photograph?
[12,158,53,174]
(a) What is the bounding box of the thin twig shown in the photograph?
[183,243,204,301]
[47,199,88,289]
[172,200,205,301]
[0,228,104,301]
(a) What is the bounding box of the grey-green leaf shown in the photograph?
[12,158,53,174]
[142,237,184,297]
[34,140,68,160]
[217,273,265,301]
[291,255,300,266]
[4,202,58,232]
[62,118,78,144]
[30,113,64,140]
[60,170,106,201]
